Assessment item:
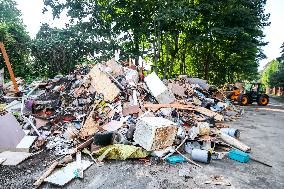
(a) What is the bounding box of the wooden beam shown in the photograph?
[0,42,19,93]
[144,103,224,121]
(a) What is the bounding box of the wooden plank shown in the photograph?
[0,42,19,92]
[88,64,120,101]
[33,155,73,188]
[144,103,224,121]
[33,161,59,188]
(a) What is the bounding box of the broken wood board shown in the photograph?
[16,136,37,152]
[122,104,139,116]
[34,155,73,187]
[44,160,93,186]
[0,113,25,152]
[0,151,32,165]
[87,64,120,101]
[144,103,224,122]
[79,109,99,139]
[104,58,123,77]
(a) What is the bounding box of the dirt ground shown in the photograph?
[0,97,283,189]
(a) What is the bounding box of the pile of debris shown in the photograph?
[0,59,252,187]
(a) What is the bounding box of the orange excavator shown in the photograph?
[0,42,20,95]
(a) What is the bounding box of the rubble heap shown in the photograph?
[0,59,251,187]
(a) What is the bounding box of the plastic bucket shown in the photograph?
[191,149,211,164]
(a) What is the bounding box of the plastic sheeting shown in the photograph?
[91,144,150,161]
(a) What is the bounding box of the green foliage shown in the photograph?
[42,0,269,85]
[261,59,279,86]
[0,0,31,79]
[31,24,87,78]
[261,42,284,88]
[269,65,284,88]
[262,42,284,88]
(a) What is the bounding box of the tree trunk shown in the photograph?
[153,39,157,72]
[157,21,161,73]
[164,33,169,79]
[170,31,179,78]
[134,30,139,66]
[160,32,164,76]
[133,11,140,66]
[204,59,209,80]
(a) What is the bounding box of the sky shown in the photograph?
[15,0,67,36]
[15,0,284,70]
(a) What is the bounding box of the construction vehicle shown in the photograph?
[225,83,269,106]
[0,42,20,95]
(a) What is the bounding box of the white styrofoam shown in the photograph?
[144,72,175,104]
[144,72,168,97]
[44,160,93,186]
[16,136,37,150]
[0,151,31,165]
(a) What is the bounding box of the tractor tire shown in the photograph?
[238,94,249,106]
[257,95,269,106]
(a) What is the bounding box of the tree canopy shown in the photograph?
[42,0,269,85]
[0,0,31,79]
[261,42,284,88]
[1,0,270,85]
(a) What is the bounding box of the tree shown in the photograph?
[31,24,91,78]
[261,60,279,86]
[269,42,284,88]
[0,0,31,79]
[43,0,269,85]
[261,43,284,88]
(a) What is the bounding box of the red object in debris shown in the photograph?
[60,86,65,91]
[45,111,53,116]
[182,123,190,127]
[63,116,74,122]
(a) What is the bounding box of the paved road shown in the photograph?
[220,98,284,189]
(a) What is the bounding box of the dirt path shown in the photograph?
[1,97,283,189]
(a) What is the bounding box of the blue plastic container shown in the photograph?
[228,149,249,163]
[166,155,186,164]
